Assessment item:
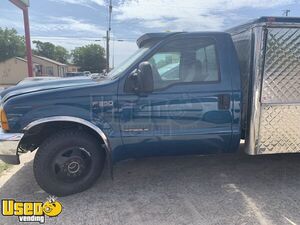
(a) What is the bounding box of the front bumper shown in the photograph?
[0,129,24,165]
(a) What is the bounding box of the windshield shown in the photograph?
[107,46,151,80]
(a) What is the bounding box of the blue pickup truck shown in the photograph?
[0,17,299,196]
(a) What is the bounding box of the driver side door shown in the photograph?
[116,36,233,161]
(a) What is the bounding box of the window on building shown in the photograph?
[45,66,54,76]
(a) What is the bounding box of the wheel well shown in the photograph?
[19,121,105,152]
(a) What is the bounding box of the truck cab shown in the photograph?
[115,32,241,160]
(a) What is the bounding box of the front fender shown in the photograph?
[24,116,111,151]
[17,105,91,131]
[23,116,114,178]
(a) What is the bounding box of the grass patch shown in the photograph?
[0,162,11,174]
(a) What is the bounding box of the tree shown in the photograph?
[33,41,69,63]
[0,28,25,62]
[72,44,106,73]
[54,46,69,64]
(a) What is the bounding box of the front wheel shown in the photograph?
[34,130,106,196]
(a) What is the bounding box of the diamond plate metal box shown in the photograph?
[230,20,300,155]
[261,28,300,104]
[257,27,300,154]
[258,104,300,154]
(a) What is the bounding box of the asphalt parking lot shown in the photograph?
[0,149,300,225]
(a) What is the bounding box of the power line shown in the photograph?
[31,36,137,40]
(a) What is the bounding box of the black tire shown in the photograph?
[34,129,106,196]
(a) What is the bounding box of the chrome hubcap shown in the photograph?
[52,147,91,182]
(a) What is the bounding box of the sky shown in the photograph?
[0,0,300,66]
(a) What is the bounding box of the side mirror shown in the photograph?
[124,62,154,94]
[138,62,154,93]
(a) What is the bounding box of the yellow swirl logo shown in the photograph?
[1,196,62,224]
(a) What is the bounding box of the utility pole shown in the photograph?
[282,9,291,17]
[106,0,112,73]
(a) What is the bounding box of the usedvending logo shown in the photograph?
[1,196,62,224]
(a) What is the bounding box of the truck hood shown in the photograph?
[1,77,98,102]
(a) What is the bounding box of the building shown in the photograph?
[0,55,75,86]
[0,57,37,86]
[32,55,68,77]
[67,64,80,73]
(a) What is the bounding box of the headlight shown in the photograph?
[0,107,9,131]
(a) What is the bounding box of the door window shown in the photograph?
[148,38,220,90]
[150,52,180,81]
[196,44,219,82]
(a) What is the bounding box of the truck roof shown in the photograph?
[136,31,229,48]
[227,16,300,34]
[136,32,183,48]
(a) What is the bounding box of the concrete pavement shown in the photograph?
[0,150,300,225]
